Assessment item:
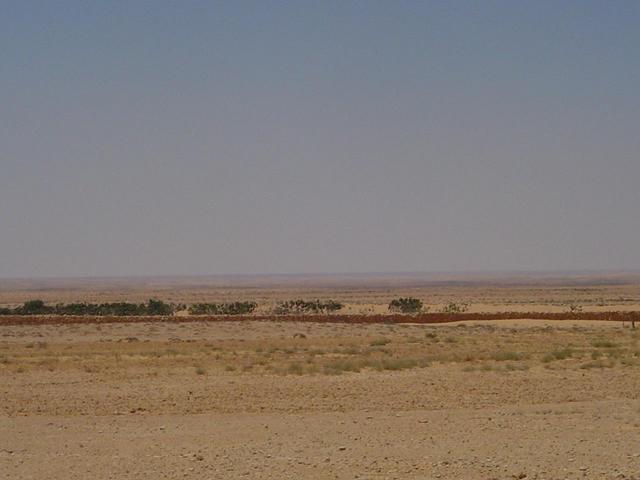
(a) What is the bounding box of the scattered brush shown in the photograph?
[590,339,619,349]
[542,347,574,362]
[491,351,527,362]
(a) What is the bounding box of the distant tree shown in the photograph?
[146,299,174,315]
[388,297,423,314]
[18,299,52,315]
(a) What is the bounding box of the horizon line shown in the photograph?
[2,269,640,282]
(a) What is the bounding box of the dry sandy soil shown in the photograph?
[2,315,640,479]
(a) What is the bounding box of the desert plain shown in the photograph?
[1,273,640,479]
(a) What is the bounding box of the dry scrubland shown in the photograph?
[2,278,640,479]
[2,274,640,314]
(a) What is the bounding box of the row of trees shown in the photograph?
[1,297,467,316]
[0,299,344,316]
[0,299,176,316]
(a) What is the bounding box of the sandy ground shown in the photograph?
[2,319,640,479]
[3,400,639,480]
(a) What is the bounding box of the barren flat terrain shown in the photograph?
[2,308,640,479]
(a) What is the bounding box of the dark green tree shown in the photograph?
[388,297,423,314]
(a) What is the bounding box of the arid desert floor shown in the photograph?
[2,310,640,479]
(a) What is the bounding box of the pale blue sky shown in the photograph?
[1,1,639,277]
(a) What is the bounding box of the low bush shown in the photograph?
[388,297,423,313]
[542,347,574,362]
[273,299,343,315]
[491,351,526,361]
[188,301,257,315]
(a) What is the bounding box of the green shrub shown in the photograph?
[388,297,423,314]
[273,299,343,315]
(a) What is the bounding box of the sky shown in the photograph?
[1,1,639,278]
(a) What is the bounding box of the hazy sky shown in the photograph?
[2,1,639,277]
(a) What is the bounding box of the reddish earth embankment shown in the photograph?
[1,311,639,326]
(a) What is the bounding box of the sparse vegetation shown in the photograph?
[568,303,583,313]
[491,351,526,361]
[188,301,257,315]
[2,292,639,382]
[542,347,574,362]
[3,281,640,479]
[440,302,470,313]
[590,339,619,348]
[272,299,343,315]
[579,360,615,370]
